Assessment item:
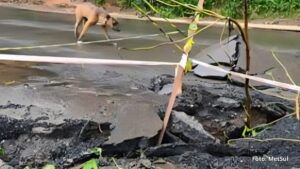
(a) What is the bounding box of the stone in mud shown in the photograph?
[149,75,174,93]
[215,97,240,109]
[157,84,173,95]
[169,111,219,144]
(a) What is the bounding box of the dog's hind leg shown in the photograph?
[78,21,93,41]
[74,17,83,40]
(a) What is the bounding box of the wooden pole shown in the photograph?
[157,0,204,145]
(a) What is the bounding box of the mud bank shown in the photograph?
[0,73,299,168]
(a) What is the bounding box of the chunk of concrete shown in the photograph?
[192,35,242,79]
[193,64,231,79]
[105,104,162,144]
[193,35,241,65]
[169,111,219,144]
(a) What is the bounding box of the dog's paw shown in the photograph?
[112,42,118,46]
[77,41,83,44]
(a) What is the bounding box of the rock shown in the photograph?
[104,104,162,145]
[193,64,230,79]
[169,111,219,144]
[256,117,300,140]
[149,75,174,92]
[158,84,173,95]
[0,159,14,169]
[32,127,54,134]
[215,97,240,109]
[140,159,152,168]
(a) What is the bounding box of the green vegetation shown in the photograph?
[95,0,106,5]
[99,0,300,19]
[83,159,98,169]
[0,147,4,157]
[42,164,56,169]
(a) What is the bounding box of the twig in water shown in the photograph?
[79,120,90,138]
[112,158,123,169]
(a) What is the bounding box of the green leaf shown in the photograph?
[189,22,198,31]
[241,125,249,137]
[83,159,98,169]
[89,147,102,157]
[42,164,56,169]
[251,129,257,137]
[185,58,193,73]
[0,147,4,157]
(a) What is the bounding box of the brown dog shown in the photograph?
[74,2,120,41]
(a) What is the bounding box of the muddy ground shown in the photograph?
[0,72,300,169]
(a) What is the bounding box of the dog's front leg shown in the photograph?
[102,26,110,40]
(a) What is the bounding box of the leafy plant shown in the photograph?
[83,159,99,169]
[116,0,300,18]
[89,147,102,157]
[42,164,56,169]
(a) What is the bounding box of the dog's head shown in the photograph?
[106,15,120,32]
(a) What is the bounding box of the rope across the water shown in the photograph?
[0,31,181,51]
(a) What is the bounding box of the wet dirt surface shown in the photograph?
[0,6,300,169]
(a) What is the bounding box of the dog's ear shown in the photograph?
[105,15,113,27]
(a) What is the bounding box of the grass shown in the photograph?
[102,0,300,19]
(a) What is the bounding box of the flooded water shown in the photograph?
[0,6,299,87]
[0,6,299,113]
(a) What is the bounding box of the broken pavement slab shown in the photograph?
[192,34,300,89]
[193,64,231,80]
[193,35,241,65]
[104,103,162,145]
[0,76,165,167]
[192,35,242,79]
[169,111,219,144]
